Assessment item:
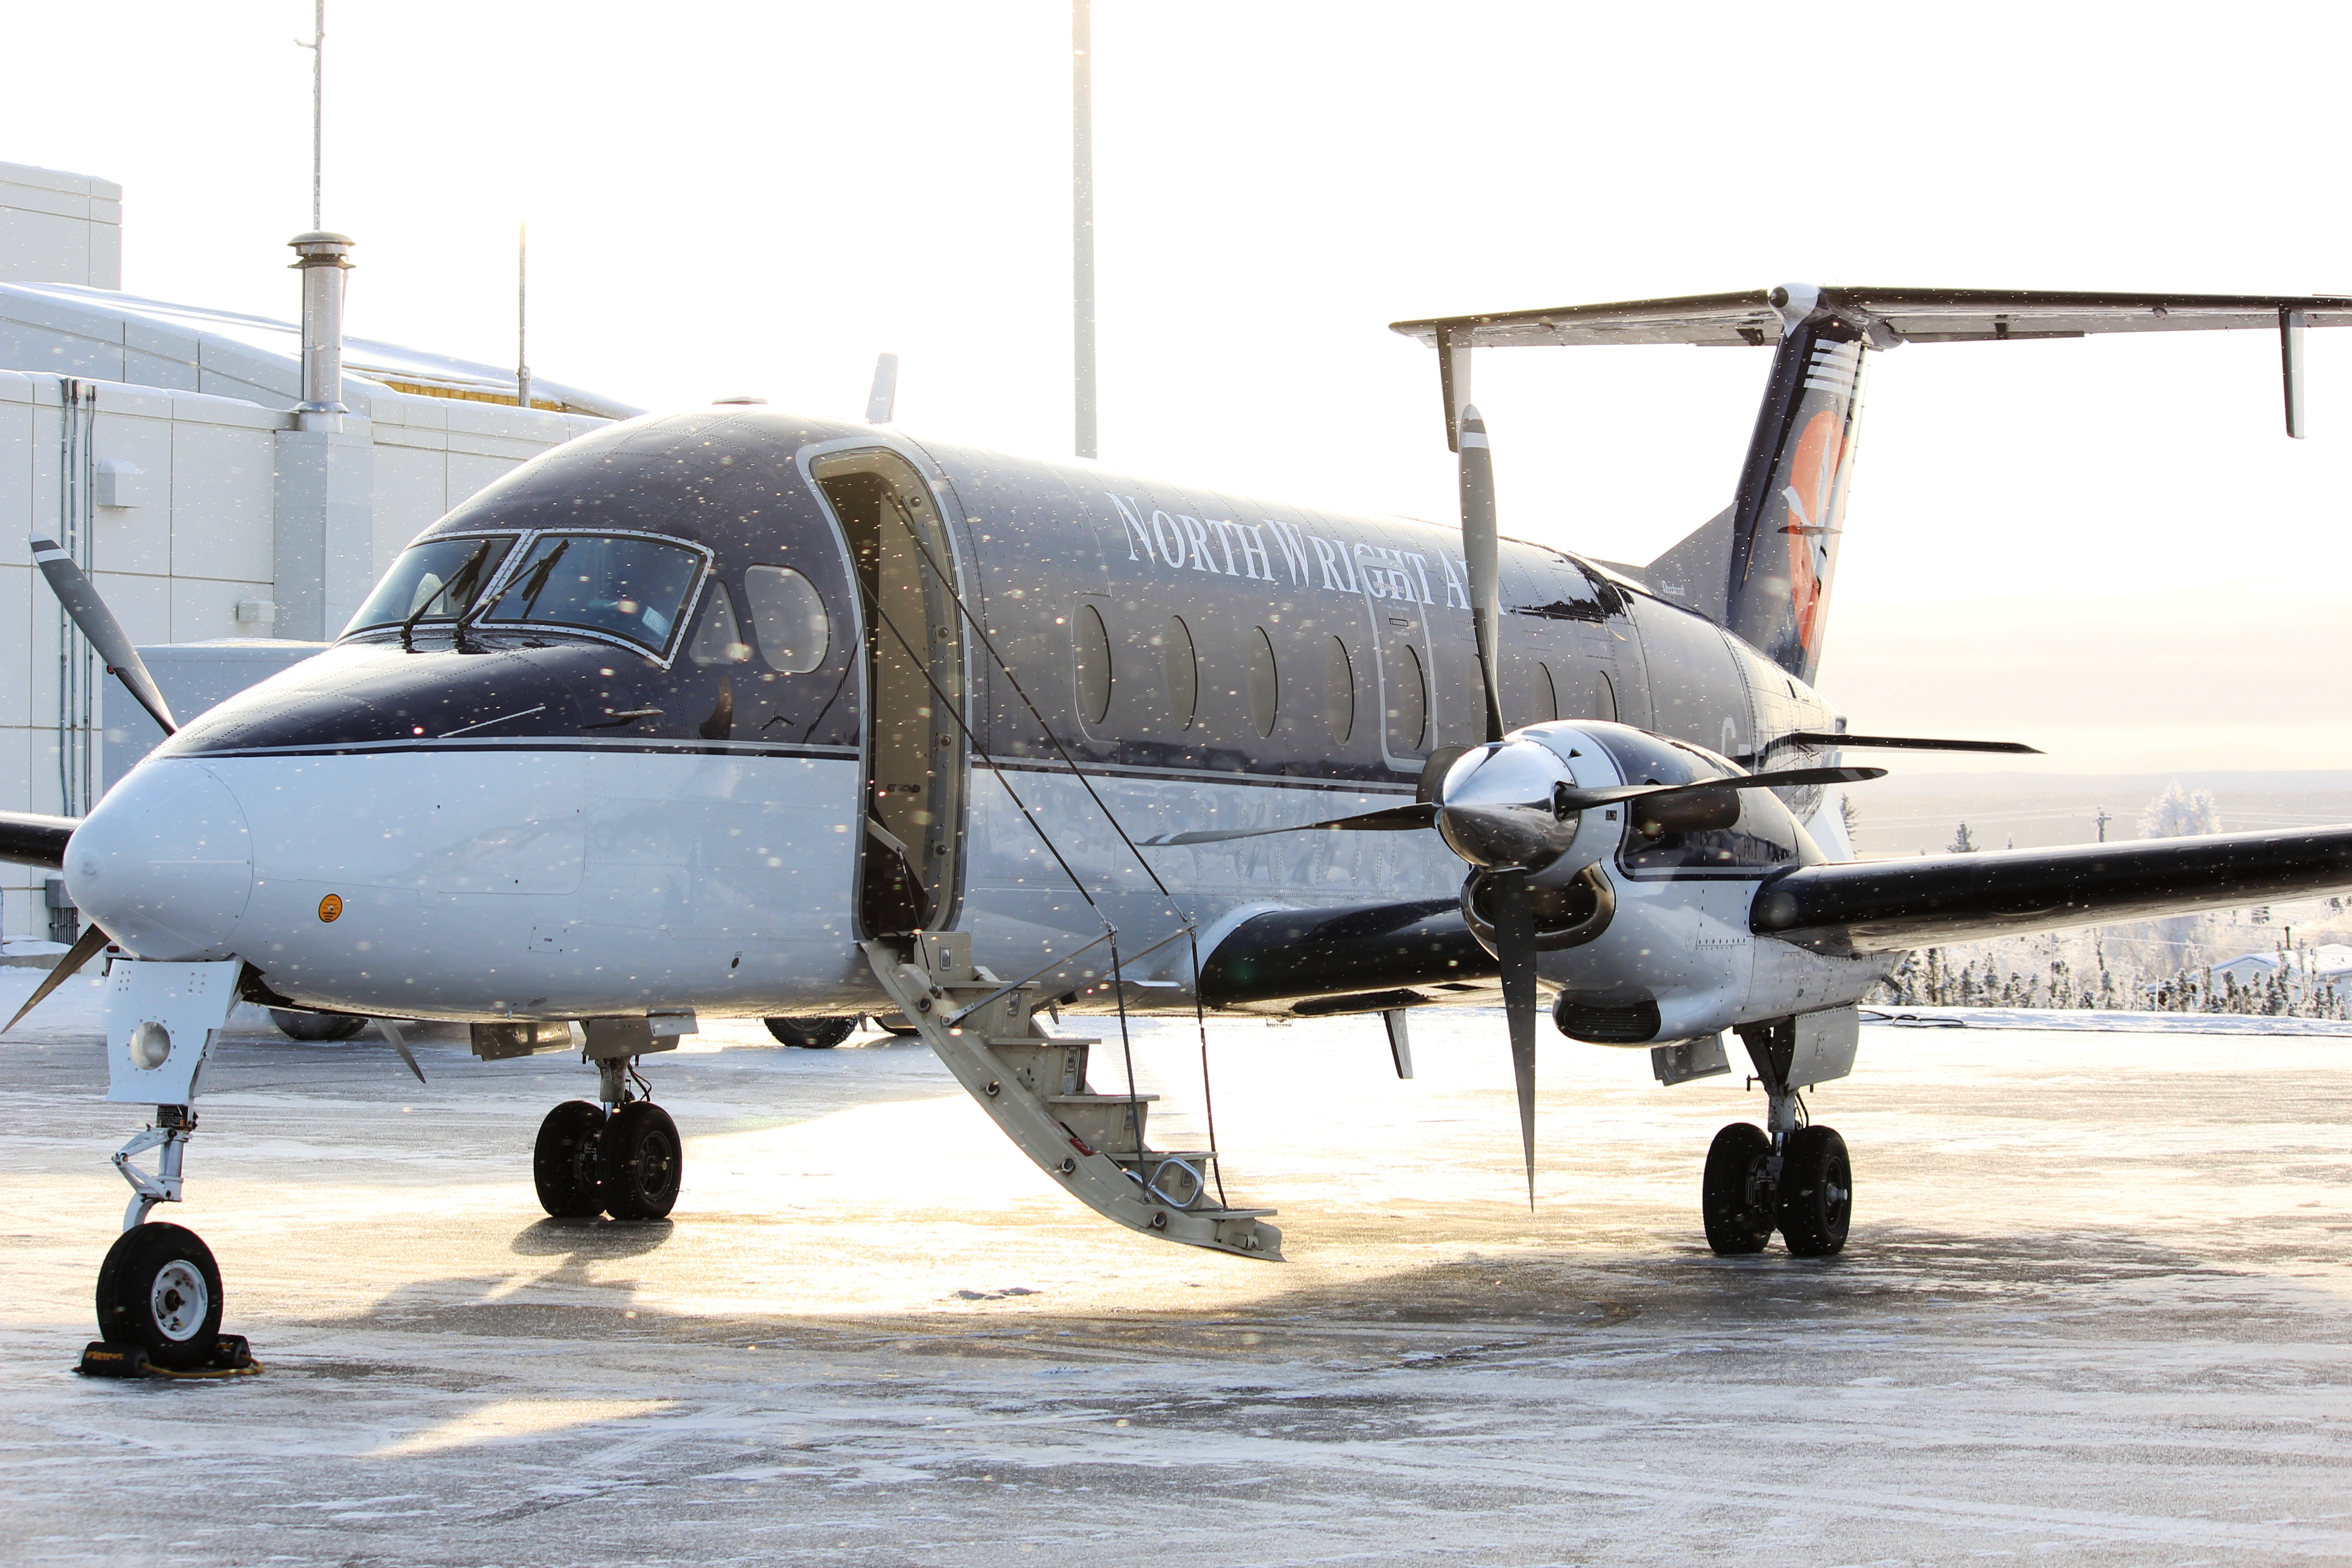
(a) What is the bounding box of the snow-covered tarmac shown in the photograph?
[5,976,2351,1566]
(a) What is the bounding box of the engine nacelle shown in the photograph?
[1444,721,1889,1044]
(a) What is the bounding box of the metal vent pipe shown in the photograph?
[288,230,355,430]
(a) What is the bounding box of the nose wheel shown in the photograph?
[531,1057,681,1222]
[95,1221,223,1369]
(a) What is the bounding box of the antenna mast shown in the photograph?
[295,0,325,228]
[516,223,531,413]
[1072,0,1097,460]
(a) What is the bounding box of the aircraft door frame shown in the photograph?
[797,438,973,941]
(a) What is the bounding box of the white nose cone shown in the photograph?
[66,760,256,960]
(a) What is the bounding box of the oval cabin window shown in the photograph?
[1595,669,1617,722]
[1075,603,1112,726]
[743,565,829,674]
[1533,661,1558,724]
[1247,626,1279,738]
[1388,643,1427,754]
[1163,616,1197,730]
[1324,636,1354,743]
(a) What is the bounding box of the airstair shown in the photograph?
[863,931,1280,1259]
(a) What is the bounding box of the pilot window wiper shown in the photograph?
[400,538,495,652]
[492,537,572,621]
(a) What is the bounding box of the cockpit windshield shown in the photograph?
[475,532,708,655]
[345,535,517,634]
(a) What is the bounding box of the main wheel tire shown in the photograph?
[1777,1125,1852,1257]
[269,1008,368,1042]
[764,1015,857,1049]
[599,1101,682,1221]
[534,1100,608,1218]
[1701,1122,1777,1255]
[873,1014,922,1039]
[95,1222,224,1371]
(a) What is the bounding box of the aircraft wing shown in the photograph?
[1391,287,2352,350]
[1754,825,2352,953]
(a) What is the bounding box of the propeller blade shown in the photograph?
[1491,867,1539,1209]
[375,1018,427,1083]
[1557,765,1885,813]
[2,921,111,1034]
[1139,802,1436,847]
[1456,406,1507,746]
[30,537,176,734]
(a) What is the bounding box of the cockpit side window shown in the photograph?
[345,535,516,634]
[743,564,830,674]
[478,532,707,656]
[687,579,751,666]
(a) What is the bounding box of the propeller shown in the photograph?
[1458,402,1539,1201]
[1,921,113,1034]
[30,537,175,734]
[1458,407,1507,746]
[374,1018,427,1083]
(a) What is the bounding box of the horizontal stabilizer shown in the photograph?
[1754,824,2352,952]
[1392,287,2352,351]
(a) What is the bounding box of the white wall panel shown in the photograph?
[170,422,274,584]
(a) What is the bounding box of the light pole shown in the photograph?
[1072,0,1098,460]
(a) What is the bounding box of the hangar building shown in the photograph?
[0,158,632,940]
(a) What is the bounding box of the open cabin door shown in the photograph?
[811,449,968,941]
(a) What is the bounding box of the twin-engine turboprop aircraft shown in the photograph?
[13,283,2352,1375]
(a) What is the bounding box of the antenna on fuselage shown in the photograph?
[866,352,898,424]
[515,220,531,414]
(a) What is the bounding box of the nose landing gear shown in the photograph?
[530,1053,681,1222]
[78,1104,258,1378]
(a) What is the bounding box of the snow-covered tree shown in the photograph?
[2140,781,2221,839]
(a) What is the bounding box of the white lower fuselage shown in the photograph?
[70,741,1888,1039]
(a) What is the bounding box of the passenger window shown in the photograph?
[743,565,829,674]
[1595,670,1617,722]
[1325,636,1354,744]
[1532,661,1558,724]
[1164,616,1197,730]
[687,582,751,666]
[1075,603,1112,726]
[1247,627,1279,738]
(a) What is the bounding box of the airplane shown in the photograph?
[12,281,2352,1378]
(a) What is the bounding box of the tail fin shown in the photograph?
[1722,286,1869,684]
[1395,280,2352,686]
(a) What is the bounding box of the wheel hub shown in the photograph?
[150,1259,209,1341]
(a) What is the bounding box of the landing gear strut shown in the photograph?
[79,1102,256,1377]
[531,1054,681,1222]
[1702,1019,1852,1258]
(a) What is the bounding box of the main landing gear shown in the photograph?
[533,1054,681,1222]
[1701,1020,1852,1258]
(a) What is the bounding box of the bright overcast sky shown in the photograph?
[8,2,2352,772]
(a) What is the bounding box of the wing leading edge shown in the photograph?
[1754,825,2352,954]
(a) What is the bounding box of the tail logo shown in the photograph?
[1779,410,1845,655]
